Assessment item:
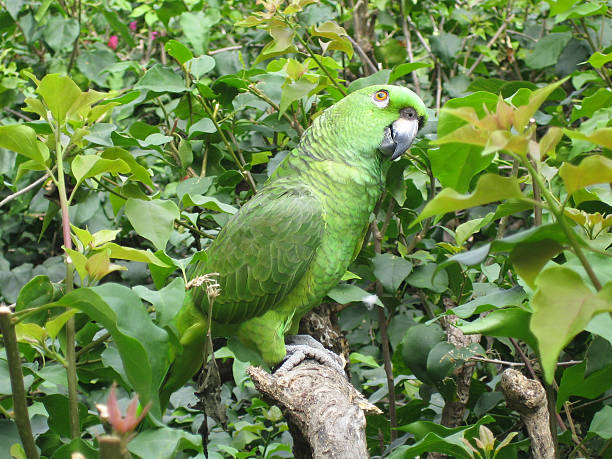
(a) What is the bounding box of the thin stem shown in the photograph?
[195,95,257,193]
[398,0,421,96]
[0,174,50,208]
[55,120,80,439]
[246,85,304,135]
[0,307,40,459]
[371,211,397,440]
[75,332,111,358]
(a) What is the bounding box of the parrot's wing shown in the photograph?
[190,180,325,324]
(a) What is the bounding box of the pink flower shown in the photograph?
[108,35,118,50]
[151,31,159,40]
[129,21,137,31]
[103,384,150,435]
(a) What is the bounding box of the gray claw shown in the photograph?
[276,335,346,377]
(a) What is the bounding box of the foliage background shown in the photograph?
[0,0,611,457]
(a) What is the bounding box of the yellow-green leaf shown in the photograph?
[36,74,82,125]
[414,174,524,224]
[71,155,131,186]
[559,155,612,195]
[564,128,612,150]
[514,77,569,132]
[0,124,50,164]
[530,266,612,383]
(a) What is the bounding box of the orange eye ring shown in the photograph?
[374,90,388,101]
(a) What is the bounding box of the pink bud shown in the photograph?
[151,31,159,40]
[108,35,118,50]
[129,21,137,31]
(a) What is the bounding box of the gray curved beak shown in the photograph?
[379,117,419,160]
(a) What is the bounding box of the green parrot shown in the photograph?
[163,85,427,401]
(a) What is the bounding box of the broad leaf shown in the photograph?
[530,267,612,383]
[415,174,523,224]
[125,199,180,250]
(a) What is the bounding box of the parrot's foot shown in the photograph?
[275,335,346,377]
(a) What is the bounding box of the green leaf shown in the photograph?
[571,88,612,121]
[450,286,526,319]
[101,147,154,187]
[42,16,79,53]
[326,283,382,306]
[347,70,391,93]
[188,118,216,137]
[514,77,569,132]
[280,78,317,115]
[564,127,612,150]
[557,361,612,410]
[125,199,180,251]
[559,155,612,195]
[45,309,78,340]
[372,253,413,293]
[133,277,185,329]
[400,323,446,385]
[101,243,170,267]
[588,51,612,69]
[134,64,187,93]
[349,352,380,368]
[181,194,237,214]
[429,144,494,194]
[128,427,202,458]
[590,406,612,439]
[389,62,432,83]
[530,267,612,383]
[71,155,130,186]
[391,417,495,458]
[459,308,538,351]
[187,55,216,79]
[415,174,523,224]
[165,39,193,65]
[0,124,49,164]
[36,74,83,125]
[255,27,298,63]
[524,32,572,69]
[430,32,462,65]
[50,284,170,417]
[102,10,136,47]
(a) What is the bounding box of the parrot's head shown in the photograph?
[334,85,428,161]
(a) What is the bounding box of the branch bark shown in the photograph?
[0,306,39,459]
[501,369,555,459]
[248,362,381,459]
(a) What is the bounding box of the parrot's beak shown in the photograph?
[379,116,420,160]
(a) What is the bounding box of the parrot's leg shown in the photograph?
[276,334,346,376]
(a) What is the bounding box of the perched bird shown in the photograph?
[163,85,427,400]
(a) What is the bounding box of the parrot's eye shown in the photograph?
[372,89,390,107]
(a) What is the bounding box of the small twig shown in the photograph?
[0,306,40,459]
[0,174,50,208]
[563,402,590,457]
[346,35,378,75]
[466,16,513,77]
[398,0,421,95]
[75,332,111,358]
[371,214,397,440]
[2,107,34,122]
[246,85,304,135]
[208,45,242,55]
